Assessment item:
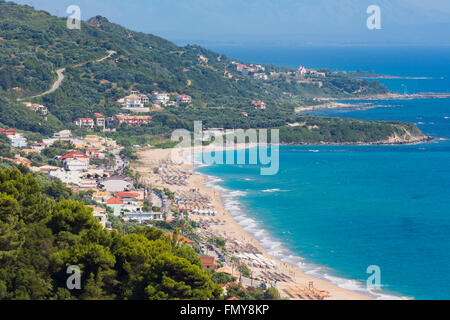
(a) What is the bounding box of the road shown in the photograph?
[18,50,116,101]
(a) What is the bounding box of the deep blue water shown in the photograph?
[197,46,450,299]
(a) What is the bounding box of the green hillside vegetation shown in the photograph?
[0,167,222,300]
[279,117,425,144]
[0,1,425,145]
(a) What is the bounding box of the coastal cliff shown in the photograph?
[279,117,429,145]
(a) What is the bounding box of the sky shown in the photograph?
[13,0,450,46]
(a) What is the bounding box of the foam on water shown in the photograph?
[199,170,405,300]
[261,188,288,193]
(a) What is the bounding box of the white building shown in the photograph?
[297,66,307,76]
[124,212,164,223]
[31,142,47,151]
[48,169,82,185]
[64,158,89,171]
[100,177,133,192]
[53,130,72,139]
[74,118,95,129]
[151,91,170,105]
[23,102,49,116]
[88,206,108,229]
[253,73,268,80]
[176,94,192,103]
[8,134,27,148]
[123,94,144,108]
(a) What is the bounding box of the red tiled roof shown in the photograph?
[106,197,123,205]
[59,152,88,161]
[114,191,140,198]
[116,115,152,120]
[1,129,17,135]
[199,256,217,267]
[167,233,194,244]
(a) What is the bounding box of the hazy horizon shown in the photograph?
[12,0,450,47]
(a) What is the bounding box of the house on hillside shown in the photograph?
[123,212,163,223]
[87,206,108,229]
[250,100,266,110]
[242,66,255,75]
[100,176,133,192]
[176,94,192,103]
[253,73,268,80]
[23,102,49,116]
[59,152,89,171]
[53,130,72,139]
[94,113,106,128]
[114,191,144,202]
[31,142,47,151]
[199,256,218,271]
[297,66,307,76]
[0,128,17,136]
[64,158,89,171]
[151,91,170,105]
[74,118,95,129]
[8,134,27,148]
[116,115,152,126]
[123,94,144,108]
[106,197,124,216]
[236,64,246,72]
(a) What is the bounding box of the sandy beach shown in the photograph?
[134,144,372,300]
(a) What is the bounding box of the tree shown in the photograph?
[0,168,222,300]
[263,287,281,300]
[211,272,235,285]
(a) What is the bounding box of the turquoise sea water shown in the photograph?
[197,47,450,299]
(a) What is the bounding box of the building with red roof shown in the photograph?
[0,128,17,136]
[116,115,152,126]
[59,152,88,162]
[106,197,123,205]
[250,101,266,109]
[114,191,140,199]
[199,256,218,270]
[167,233,194,245]
[74,118,95,129]
[94,113,106,127]
[176,94,192,103]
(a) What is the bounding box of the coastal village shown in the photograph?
[0,67,376,300]
[0,36,367,300]
[0,96,363,299]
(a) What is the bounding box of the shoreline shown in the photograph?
[323,92,450,101]
[196,168,409,300]
[135,145,403,300]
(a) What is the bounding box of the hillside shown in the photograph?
[0,1,427,145]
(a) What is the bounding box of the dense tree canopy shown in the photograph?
[0,168,222,300]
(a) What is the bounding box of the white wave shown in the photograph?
[262,188,288,193]
[321,274,411,300]
[196,168,407,300]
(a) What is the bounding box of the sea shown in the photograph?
[195,46,450,300]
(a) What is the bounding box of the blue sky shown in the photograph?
[14,0,450,46]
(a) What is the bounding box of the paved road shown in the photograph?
[18,50,116,101]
